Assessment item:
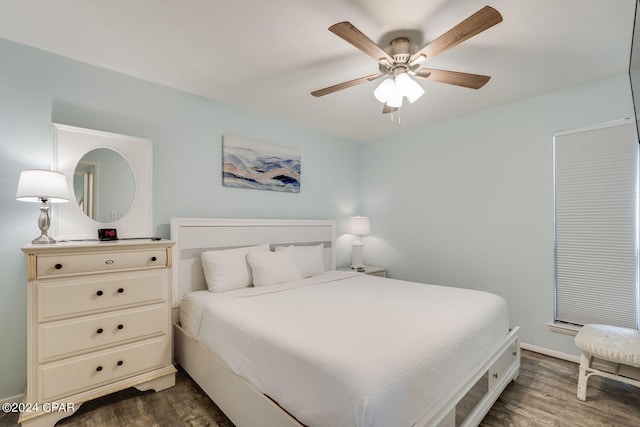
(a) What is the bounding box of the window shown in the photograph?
[554,119,639,329]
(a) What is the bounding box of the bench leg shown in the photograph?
[577,352,590,401]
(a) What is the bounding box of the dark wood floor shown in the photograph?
[2,350,639,426]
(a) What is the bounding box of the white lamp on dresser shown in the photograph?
[346,216,370,271]
[16,169,69,244]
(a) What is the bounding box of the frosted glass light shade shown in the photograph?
[387,90,403,108]
[405,78,425,103]
[16,170,69,203]
[374,78,395,103]
[346,216,370,235]
[376,72,425,108]
[395,72,424,103]
[394,73,412,93]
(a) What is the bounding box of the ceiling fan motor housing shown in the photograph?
[379,37,420,74]
[386,37,418,61]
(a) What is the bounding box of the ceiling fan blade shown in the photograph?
[382,104,398,114]
[415,68,490,89]
[329,22,395,63]
[311,74,383,97]
[410,6,502,63]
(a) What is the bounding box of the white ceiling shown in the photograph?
[0,0,635,142]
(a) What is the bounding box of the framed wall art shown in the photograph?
[222,135,300,193]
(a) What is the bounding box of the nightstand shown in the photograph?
[338,266,387,277]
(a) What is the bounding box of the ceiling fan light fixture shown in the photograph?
[312,6,503,115]
[394,72,411,92]
[405,78,425,103]
[394,72,424,104]
[374,78,395,103]
[387,90,403,108]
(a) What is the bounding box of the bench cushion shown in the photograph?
[575,324,640,368]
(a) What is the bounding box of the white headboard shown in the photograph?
[170,218,336,307]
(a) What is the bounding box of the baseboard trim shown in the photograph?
[0,393,24,405]
[521,342,580,364]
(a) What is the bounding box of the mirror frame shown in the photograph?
[52,123,153,240]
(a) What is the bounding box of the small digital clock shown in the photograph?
[98,228,118,241]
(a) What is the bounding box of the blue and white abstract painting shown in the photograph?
[222,135,301,193]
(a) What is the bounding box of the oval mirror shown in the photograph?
[73,148,135,223]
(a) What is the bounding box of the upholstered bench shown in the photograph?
[574,324,640,401]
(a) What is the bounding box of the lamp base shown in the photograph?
[350,243,364,270]
[32,234,57,244]
[31,202,57,244]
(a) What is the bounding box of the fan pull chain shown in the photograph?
[389,107,401,124]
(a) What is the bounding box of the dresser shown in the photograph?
[19,239,176,427]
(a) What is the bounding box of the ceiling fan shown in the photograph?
[311,6,503,113]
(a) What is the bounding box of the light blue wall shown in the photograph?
[0,38,361,399]
[360,74,635,357]
[1,34,635,401]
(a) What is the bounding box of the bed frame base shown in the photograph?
[174,323,301,427]
[174,323,519,427]
[436,327,520,427]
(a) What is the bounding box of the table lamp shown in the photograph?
[16,169,69,244]
[346,216,370,270]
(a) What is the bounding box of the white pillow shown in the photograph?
[201,243,269,292]
[275,244,326,278]
[247,250,304,287]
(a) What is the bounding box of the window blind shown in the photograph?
[554,119,639,329]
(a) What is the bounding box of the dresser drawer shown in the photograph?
[38,305,166,363]
[38,337,169,401]
[38,270,167,321]
[36,249,167,278]
[489,341,518,390]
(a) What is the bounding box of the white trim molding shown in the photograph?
[548,321,581,337]
[521,341,580,364]
[0,393,24,405]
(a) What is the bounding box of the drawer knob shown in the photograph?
[117,324,124,330]
[96,290,103,296]
[96,366,103,372]
[117,360,123,366]
[54,263,63,270]
[117,288,124,294]
[493,373,499,379]
[151,256,157,262]
[96,328,103,334]
[105,259,114,265]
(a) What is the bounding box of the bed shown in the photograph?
[171,218,520,427]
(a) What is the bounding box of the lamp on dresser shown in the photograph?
[346,216,370,271]
[16,169,69,244]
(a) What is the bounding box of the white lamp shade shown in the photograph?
[16,169,69,203]
[405,78,425,103]
[394,73,412,93]
[395,72,425,104]
[346,216,370,235]
[387,90,403,108]
[374,78,395,103]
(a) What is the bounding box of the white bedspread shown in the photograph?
[181,271,509,427]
